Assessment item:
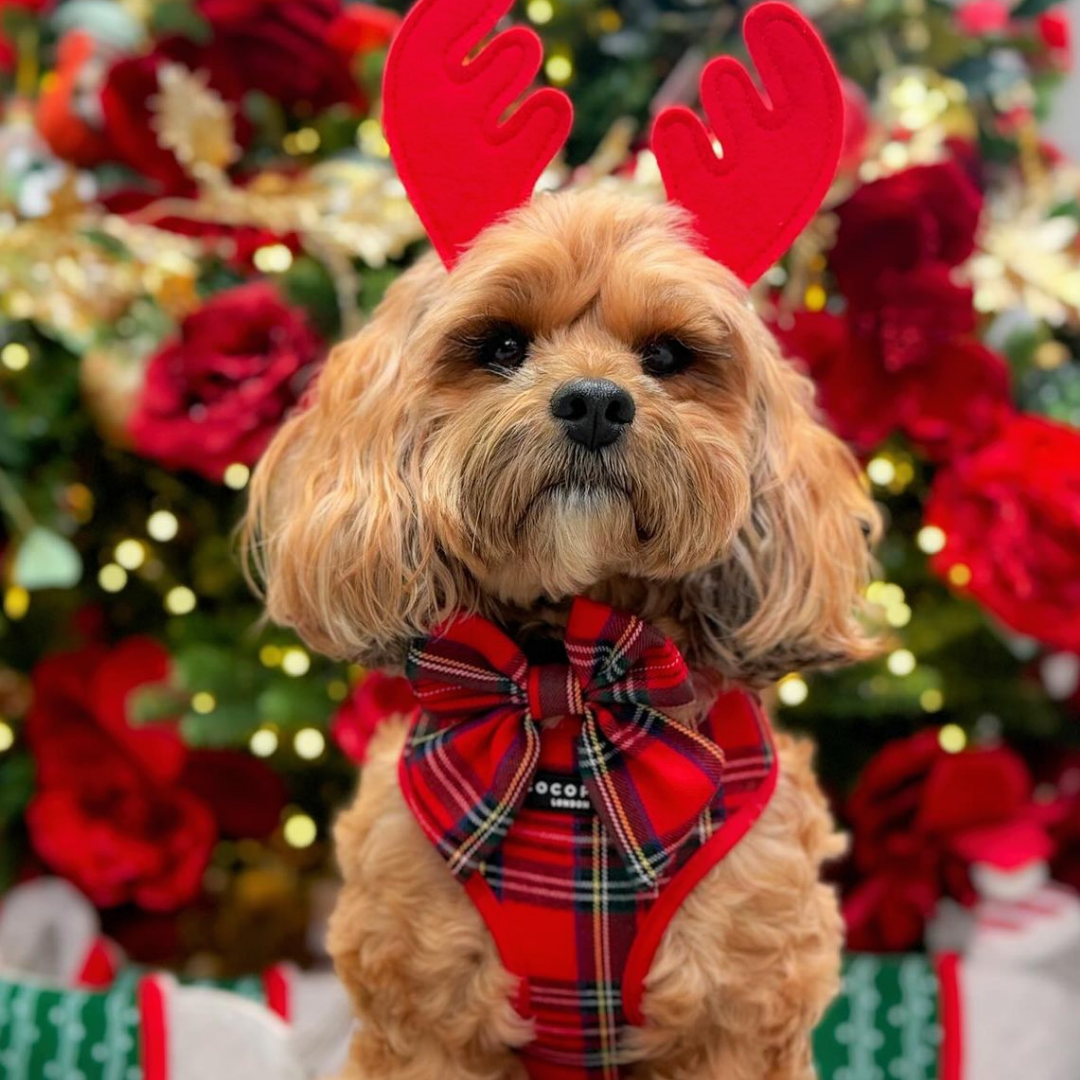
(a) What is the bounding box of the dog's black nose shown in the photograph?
[550,379,635,451]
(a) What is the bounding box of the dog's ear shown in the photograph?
[682,328,882,683]
[242,257,467,667]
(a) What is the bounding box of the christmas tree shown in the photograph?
[1,0,1079,975]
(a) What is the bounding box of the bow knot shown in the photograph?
[400,599,725,889]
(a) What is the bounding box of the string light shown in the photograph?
[938,724,967,753]
[147,510,179,542]
[4,587,30,620]
[804,284,827,312]
[866,457,896,486]
[192,692,216,715]
[165,586,197,615]
[259,644,283,667]
[1,343,30,371]
[250,728,279,757]
[0,720,13,753]
[596,7,621,31]
[223,463,251,490]
[114,539,146,570]
[917,525,947,554]
[947,564,972,587]
[526,0,554,23]
[545,54,573,85]
[356,118,390,157]
[294,728,326,760]
[327,679,349,702]
[281,647,311,677]
[887,648,916,677]
[777,674,809,706]
[98,564,128,593]
[885,603,912,628]
[921,688,944,713]
[253,246,293,274]
[284,127,320,155]
[283,812,317,849]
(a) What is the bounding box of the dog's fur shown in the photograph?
[244,190,881,1079]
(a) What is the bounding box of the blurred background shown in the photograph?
[1,0,1080,1076]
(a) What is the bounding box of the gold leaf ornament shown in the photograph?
[149,62,239,179]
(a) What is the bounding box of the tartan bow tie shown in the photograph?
[400,598,725,888]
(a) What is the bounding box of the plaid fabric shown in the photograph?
[399,601,777,1080]
[402,598,724,887]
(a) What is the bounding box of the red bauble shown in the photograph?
[128,282,322,482]
[926,415,1080,652]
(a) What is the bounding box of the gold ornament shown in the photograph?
[149,63,240,181]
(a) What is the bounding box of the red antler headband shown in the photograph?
[382,0,843,283]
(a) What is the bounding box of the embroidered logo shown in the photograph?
[525,771,592,815]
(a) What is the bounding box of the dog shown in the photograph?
[243,3,881,1076]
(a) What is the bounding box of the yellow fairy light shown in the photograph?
[938,724,967,753]
[165,586,197,615]
[527,0,554,23]
[886,603,912,628]
[0,720,13,753]
[947,564,972,587]
[880,141,909,170]
[223,463,251,490]
[866,457,896,486]
[283,812,317,849]
[98,564,128,593]
[357,118,390,158]
[114,539,146,570]
[1,343,30,371]
[1034,341,1069,370]
[252,245,293,274]
[921,688,944,713]
[887,649,916,677]
[259,644,283,668]
[804,284,828,312]
[192,692,216,715]
[281,647,311,677]
[250,727,279,757]
[327,679,349,702]
[777,674,809,707]
[545,54,573,85]
[66,484,94,523]
[3,587,29,620]
[147,510,179,542]
[596,6,622,31]
[294,728,326,760]
[917,525,947,555]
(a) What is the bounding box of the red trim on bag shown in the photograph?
[263,964,291,1021]
[138,974,169,1080]
[936,952,964,1080]
[621,717,780,1027]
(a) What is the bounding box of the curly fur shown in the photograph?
[244,189,882,1079]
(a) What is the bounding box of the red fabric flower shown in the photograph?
[831,162,983,295]
[128,282,322,481]
[925,415,1080,651]
[331,672,418,764]
[774,314,1012,458]
[196,0,365,110]
[25,641,216,911]
[1037,11,1073,68]
[843,730,1058,951]
[100,38,251,190]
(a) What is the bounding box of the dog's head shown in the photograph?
[244,189,880,683]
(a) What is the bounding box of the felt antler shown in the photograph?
[382,0,574,267]
[651,2,843,284]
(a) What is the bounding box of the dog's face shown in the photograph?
[246,191,880,682]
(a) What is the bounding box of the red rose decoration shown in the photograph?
[926,415,1080,651]
[197,0,364,110]
[128,282,322,481]
[956,0,1011,36]
[832,162,983,294]
[775,314,1012,458]
[25,640,216,911]
[101,38,251,190]
[331,671,418,764]
[327,3,401,54]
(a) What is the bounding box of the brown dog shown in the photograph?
[244,185,881,1078]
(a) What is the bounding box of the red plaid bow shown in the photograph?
[400,598,725,888]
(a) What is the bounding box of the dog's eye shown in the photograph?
[475,324,531,371]
[640,337,694,377]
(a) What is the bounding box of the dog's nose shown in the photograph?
[550,379,635,451]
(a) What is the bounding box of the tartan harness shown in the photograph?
[399,598,778,1080]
